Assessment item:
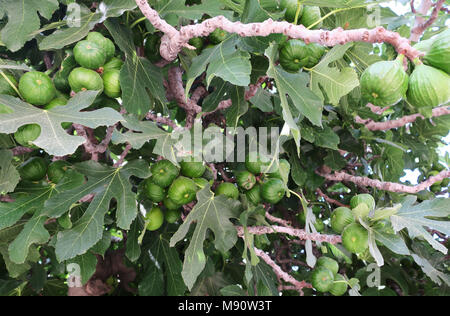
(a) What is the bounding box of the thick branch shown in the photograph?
[136,0,421,62]
[356,106,450,131]
[318,169,450,194]
[236,225,342,244]
[168,67,202,128]
[366,103,391,115]
[420,0,446,30]
[191,86,208,104]
[135,0,179,37]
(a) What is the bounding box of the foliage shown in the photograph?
[0,0,448,297]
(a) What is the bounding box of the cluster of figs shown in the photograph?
[141,154,289,232]
[274,2,449,112]
[361,30,450,109]
[141,159,211,231]
[15,156,71,187]
[277,1,326,73]
[310,194,382,295]
[0,31,123,148]
[330,194,377,256]
[311,256,348,296]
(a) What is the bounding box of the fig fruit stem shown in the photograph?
[413,57,423,66]
[293,1,302,25]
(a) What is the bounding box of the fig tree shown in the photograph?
[350,194,376,212]
[47,160,70,184]
[330,274,348,296]
[180,159,206,178]
[68,67,104,93]
[300,6,322,29]
[165,208,181,224]
[280,0,303,23]
[316,256,339,276]
[14,124,41,148]
[424,36,450,74]
[246,184,262,205]
[86,32,115,62]
[279,40,325,72]
[102,69,121,98]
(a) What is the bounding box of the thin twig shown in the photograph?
[146,112,179,129]
[316,188,350,208]
[11,146,34,156]
[254,247,312,296]
[411,0,446,41]
[265,212,292,227]
[114,143,132,168]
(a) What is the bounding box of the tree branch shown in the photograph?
[168,66,202,129]
[236,225,342,244]
[316,188,349,208]
[114,143,132,168]
[73,124,99,161]
[253,247,312,296]
[356,106,450,131]
[317,168,450,194]
[136,0,421,62]
[265,212,292,227]
[203,76,267,117]
[73,124,118,160]
[0,195,14,202]
[410,0,445,42]
[146,112,179,129]
[11,146,34,156]
[97,125,117,154]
